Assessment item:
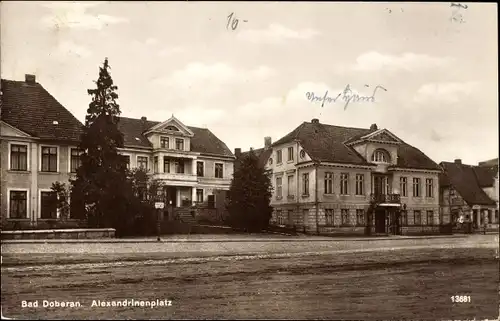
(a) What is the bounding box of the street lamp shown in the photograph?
[155,189,164,242]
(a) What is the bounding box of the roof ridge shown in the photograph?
[305,121,369,132]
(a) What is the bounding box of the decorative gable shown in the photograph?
[362,129,402,144]
[0,121,33,138]
[145,115,194,137]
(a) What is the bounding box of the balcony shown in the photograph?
[151,172,197,183]
[370,193,401,204]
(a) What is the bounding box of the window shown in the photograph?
[287,175,294,196]
[355,174,364,195]
[9,191,27,219]
[302,173,309,195]
[166,125,179,131]
[215,163,224,178]
[356,209,365,226]
[414,210,421,225]
[288,210,293,225]
[300,150,306,159]
[10,144,28,171]
[425,178,434,198]
[495,210,499,223]
[324,172,333,194]
[69,148,82,173]
[41,191,58,219]
[487,210,493,224]
[401,210,408,226]
[196,189,204,203]
[287,147,294,161]
[400,177,407,197]
[341,209,349,225]
[277,150,282,164]
[137,156,148,170]
[426,210,434,225]
[413,178,421,197]
[123,155,131,169]
[197,161,204,177]
[175,160,185,174]
[276,177,283,198]
[340,173,349,195]
[41,146,57,172]
[163,157,170,173]
[154,156,159,173]
[160,137,169,149]
[325,209,334,226]
[175,138,184,151]
[371,149,389,162]
[277,210,284,225]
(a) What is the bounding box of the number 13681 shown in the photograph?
[451,295,471,303]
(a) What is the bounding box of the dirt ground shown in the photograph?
[1,247,498,320]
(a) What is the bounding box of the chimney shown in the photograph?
[264,136,272,149]
[370,123,378,131]
[311,118,319,124]
[454,159,462,165]
[25,74,36,84]
[234,148,241,158]
[141,116,147,122]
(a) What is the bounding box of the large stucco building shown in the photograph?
[1,74,234,228]
[240,118,443,236]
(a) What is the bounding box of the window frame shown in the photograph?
[39,189,58,220]
[287,147,294,162]
[413,210,422,225]
[196,189,204,203]
[68,148,83,173]
[40,145,59,173]
[340,173,349,195]
[9,142,29,171]
[276,150,283,164]
[400,177,408,197]
[325,209,334,226]
[7,189,29,219]
[426,210,434,225]
[302,173,309,196]
[174,159,185,174]
[371,149,390,163]
[425,178,434,198]
[276,176,283,198]
[324,172,334,194]
[413,178,421,197]
[137,156,149,170]
[153,156,159,173]
[356,209,365,226]
[163,157,170,173]
[196,161,204,177]
[160,136,169,149]
[341,209,350,226]
[355,174,364,195]
[214,163,224,178]
[287,175,294,197]
[175,138,184,151]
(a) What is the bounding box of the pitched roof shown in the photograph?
[234,147,272,172]
[439,161,496,206]
[117,116,234,158]
[1,78,84,142]
[272,121,440,170]
[478,158,498,167]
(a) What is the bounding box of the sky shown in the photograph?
[1,1,498,165]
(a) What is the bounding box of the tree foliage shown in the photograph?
[70,58,132,230]
[227,150,273,231]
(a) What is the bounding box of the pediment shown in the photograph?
[0,121,32,138]
[362,129,402,144]
[145,115,194,137]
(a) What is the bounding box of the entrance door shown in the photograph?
[375,209,386,233]
[166,186,177,207]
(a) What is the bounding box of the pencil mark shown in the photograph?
[305,85,387,110]
[227,12,247,30]
[451,3,468,9]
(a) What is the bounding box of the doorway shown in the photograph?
[165,186,177,207]
[375,208,386,233]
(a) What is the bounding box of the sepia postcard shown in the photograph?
[0,1,498,320]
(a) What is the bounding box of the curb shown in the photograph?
[0,234,480,244]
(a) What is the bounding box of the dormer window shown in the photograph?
[371,149,390,163]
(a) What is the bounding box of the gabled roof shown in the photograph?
[117,116,234,158]
[1,78,84,142]
[439,161,496,206]
[272,121,440,170]
[234,147,272,172]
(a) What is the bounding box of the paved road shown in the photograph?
[1,246,498,320]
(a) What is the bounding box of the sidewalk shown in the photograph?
[2,233,490,244]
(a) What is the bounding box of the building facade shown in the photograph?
[439,158,499,232]
[249,119,442,236]
[116,115,235,210]
[1,75,235,229]
[1,75,85,229]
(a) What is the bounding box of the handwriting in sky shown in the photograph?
[227,12,248,30]
[450,3,467,23]
[451,3,468,9]
[305,85,387,110]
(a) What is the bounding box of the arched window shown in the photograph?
[371,149,390,163]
